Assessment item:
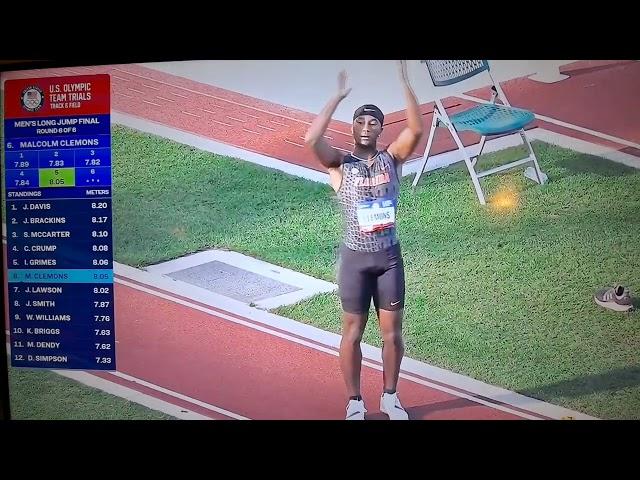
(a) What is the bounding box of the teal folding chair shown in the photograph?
[411,60,547,205]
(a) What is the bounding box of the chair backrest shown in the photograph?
[422,60,490,87]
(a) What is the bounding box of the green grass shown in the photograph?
[112,126,341,278]
[8,367,175,420]
[110,125,640,419]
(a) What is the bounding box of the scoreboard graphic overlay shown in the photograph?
[3,74,115,370]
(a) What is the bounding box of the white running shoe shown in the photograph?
[345,399,367,420]
[380,392,409,420]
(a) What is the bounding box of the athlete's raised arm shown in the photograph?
[304,70,351,169]
[387,60,423,163]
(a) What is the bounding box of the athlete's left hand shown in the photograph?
[396,60,410,84]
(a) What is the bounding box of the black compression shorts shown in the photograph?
[337,242,405,314]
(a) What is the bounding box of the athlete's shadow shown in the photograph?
[365,397,474,420]
[405,398,480,420]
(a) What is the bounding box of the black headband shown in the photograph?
[353,104,384,125]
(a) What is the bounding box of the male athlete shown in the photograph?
[304,61,423,420]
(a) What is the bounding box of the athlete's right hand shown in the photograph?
[337,70,352,100]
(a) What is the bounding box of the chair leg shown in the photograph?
[471,135,488,167]
[475,135,487,158]
[446,123,486,205]
[412,114,438,188]
[520,129,546,184]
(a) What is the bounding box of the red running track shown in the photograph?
[109,278,530,420]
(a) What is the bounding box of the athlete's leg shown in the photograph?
[340,311,368,397]
[373,244,406,392]
[338,245,374,398]
[378,308,404,392]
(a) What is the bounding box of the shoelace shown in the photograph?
[604,286,628,301]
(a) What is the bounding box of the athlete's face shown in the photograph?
[352,114,383,147]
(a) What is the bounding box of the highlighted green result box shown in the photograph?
[39,168,76,188]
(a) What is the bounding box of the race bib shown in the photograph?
[357,199,396,233]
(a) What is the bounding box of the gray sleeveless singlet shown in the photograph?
[337,150,401,252]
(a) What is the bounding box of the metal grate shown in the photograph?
[167,260,301,303]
